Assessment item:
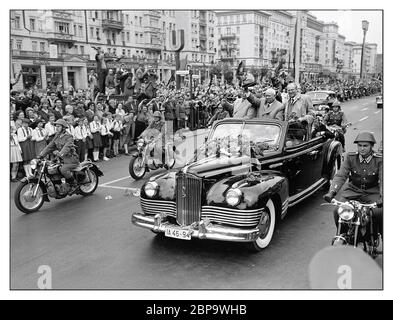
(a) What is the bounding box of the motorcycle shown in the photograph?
[326,122,351,149]
[327,199,382,259]
[128,132,186,180]
[14,156,103,214]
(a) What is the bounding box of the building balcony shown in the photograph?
[221,33,236,40]
[199,18,207,26]
[11,50,50,58]
[46,32,75,43]
[51,10,73,21]
[145,26,161,34]
[102,19,124,31]
[145,43,162,50]
[220,56,235,62]
[144,10,161,17]
[199,33,207,40]
[58,53,90,60]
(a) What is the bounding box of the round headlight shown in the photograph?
[144,181,158,198]
[137,139,144,148]
[30,159,38,170]
[226,188,242,206]
[338,205,355,221]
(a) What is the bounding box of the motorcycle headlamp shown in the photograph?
[137,139,145,148]
[226,188,242,207]
[30,159,38,170]
[144,181,158,198]
[338,204,355,221]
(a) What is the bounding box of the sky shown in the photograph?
[310,10,383,53]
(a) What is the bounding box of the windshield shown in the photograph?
[190,122,281,164]
[211,122,281,147]
[306,92,329,100]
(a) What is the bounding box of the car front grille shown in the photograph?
[201,206,264,228]
[140,198,176,218]
[176,173,202,227]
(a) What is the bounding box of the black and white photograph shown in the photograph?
[5,1,388,300]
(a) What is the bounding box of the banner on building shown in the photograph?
[49,45,58,59]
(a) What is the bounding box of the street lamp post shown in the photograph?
[360,20,369,80]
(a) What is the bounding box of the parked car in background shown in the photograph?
[376,95,383,108]
[132,118,343,252]
[305,90,337,111]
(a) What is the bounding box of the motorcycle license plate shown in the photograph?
[165,226,191,240]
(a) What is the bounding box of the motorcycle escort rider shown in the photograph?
[37,119,80,193]
[139,111,167,167]
[323,132,383,237]
[323,99,348,150]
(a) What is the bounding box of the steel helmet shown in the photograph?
[54,119,69,129]
[332,99,341,108]
[153,111,161,118]
[354,132,376,144]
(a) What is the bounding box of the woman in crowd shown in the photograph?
[10,126,23,182]
[134,102,149,140]
[115,102,126,117]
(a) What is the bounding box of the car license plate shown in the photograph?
[165,227,191,240]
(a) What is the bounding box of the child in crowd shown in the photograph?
[44,115,56,142]
[10,126,23,182]
[90,115,102,162]
[17,119,36,177]
[74,118,87,163]
[100,114,113,161]
[121,112,135,155]
[32,119,47,156]
[84,118,94,161]
[111,114,123,156]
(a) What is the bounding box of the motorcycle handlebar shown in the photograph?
[331,198,379,209]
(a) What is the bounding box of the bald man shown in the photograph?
[284,83,314,124]
[244,87,284,120]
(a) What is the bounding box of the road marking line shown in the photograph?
[99,176,130,186]
[361,108,368,111]
[98,185,140,192]
[374,111,381,114]
[358,116,369,122]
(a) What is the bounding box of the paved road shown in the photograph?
[10,95,382,289]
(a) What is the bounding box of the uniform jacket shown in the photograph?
[246,94,284,120]
[40,132,78,164]
[324,110,347,127]
[330,151,382,197]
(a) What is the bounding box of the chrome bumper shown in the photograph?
[131,212,261,242]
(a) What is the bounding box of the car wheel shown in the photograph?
[249,199,276,252]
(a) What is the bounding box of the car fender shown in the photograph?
[140,171,177,200]
[205,171,289,215]
[322,139,343,178]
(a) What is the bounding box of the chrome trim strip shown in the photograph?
[288,178,327,207]
[261,142,325,165]
[131,212,261,242]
